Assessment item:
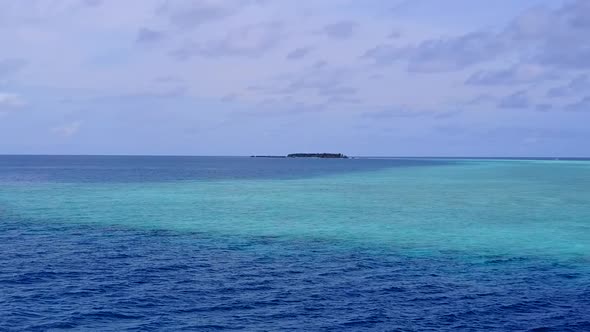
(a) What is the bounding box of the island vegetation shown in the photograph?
[287,153,348,159]
[251,153,348,159]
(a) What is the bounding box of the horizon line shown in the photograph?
[0,154,589,159]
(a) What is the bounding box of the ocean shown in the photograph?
[1,156,589,331]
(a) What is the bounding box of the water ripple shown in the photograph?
[1,221,589,331]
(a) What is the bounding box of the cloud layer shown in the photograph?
[1,0,589,156]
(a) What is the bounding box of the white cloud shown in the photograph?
[51,121,82,137]
[171,21,284,59]
[0,92,26,112]
[466,64,558,86]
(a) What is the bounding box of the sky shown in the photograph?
[1,0,589,157]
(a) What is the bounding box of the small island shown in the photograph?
[251,153,349,159]
[287,153,348,159]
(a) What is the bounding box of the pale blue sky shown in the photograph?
[1,0,589,156]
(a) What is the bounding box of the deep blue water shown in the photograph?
[1,156,589,331]
[0,155,451,183]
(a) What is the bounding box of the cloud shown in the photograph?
[287,66,354,93]
[546,74,590,98]
[157,0,243,29]
[438,125,587,144]
[388,29,402,39]
[508,1,590,70]
[3,0,590,156]
[237,98,324,117]
[466,64,557,86]
[0,0,106,26]
[91,86,187,102]
[363,31,506,72]
[323,95,363,105]
[565,96,590,112]
[221,93,238,102]
[249,63,357,100]
[363,1,590,75]
[286,47,312,60]
[433,125,467,136]
[484,126,587,141]
[362,108,460,120]
[136,28,166,44]
[535,103,552,112]
[433,110,463,119]
[82,0,102,7]
[363,109,430,119]
[0,58,28,77]
[522,136,540,145]
[51,121,82,137]
[459,94,498,107]
[498,91,530,109]
[171,22,284,59]
[361,44,400,66]
[154,75,184,84]
[242,62,363,110]
[321,21,357,39]
[0,93,26,112]
[317,86,357,98]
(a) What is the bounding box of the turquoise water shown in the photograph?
[1,156,589,330]
[2,158,589,257]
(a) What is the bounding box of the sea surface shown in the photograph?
[1,155,589,331]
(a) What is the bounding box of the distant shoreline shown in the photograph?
[1,155,589,160]
[251,153,349,159]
